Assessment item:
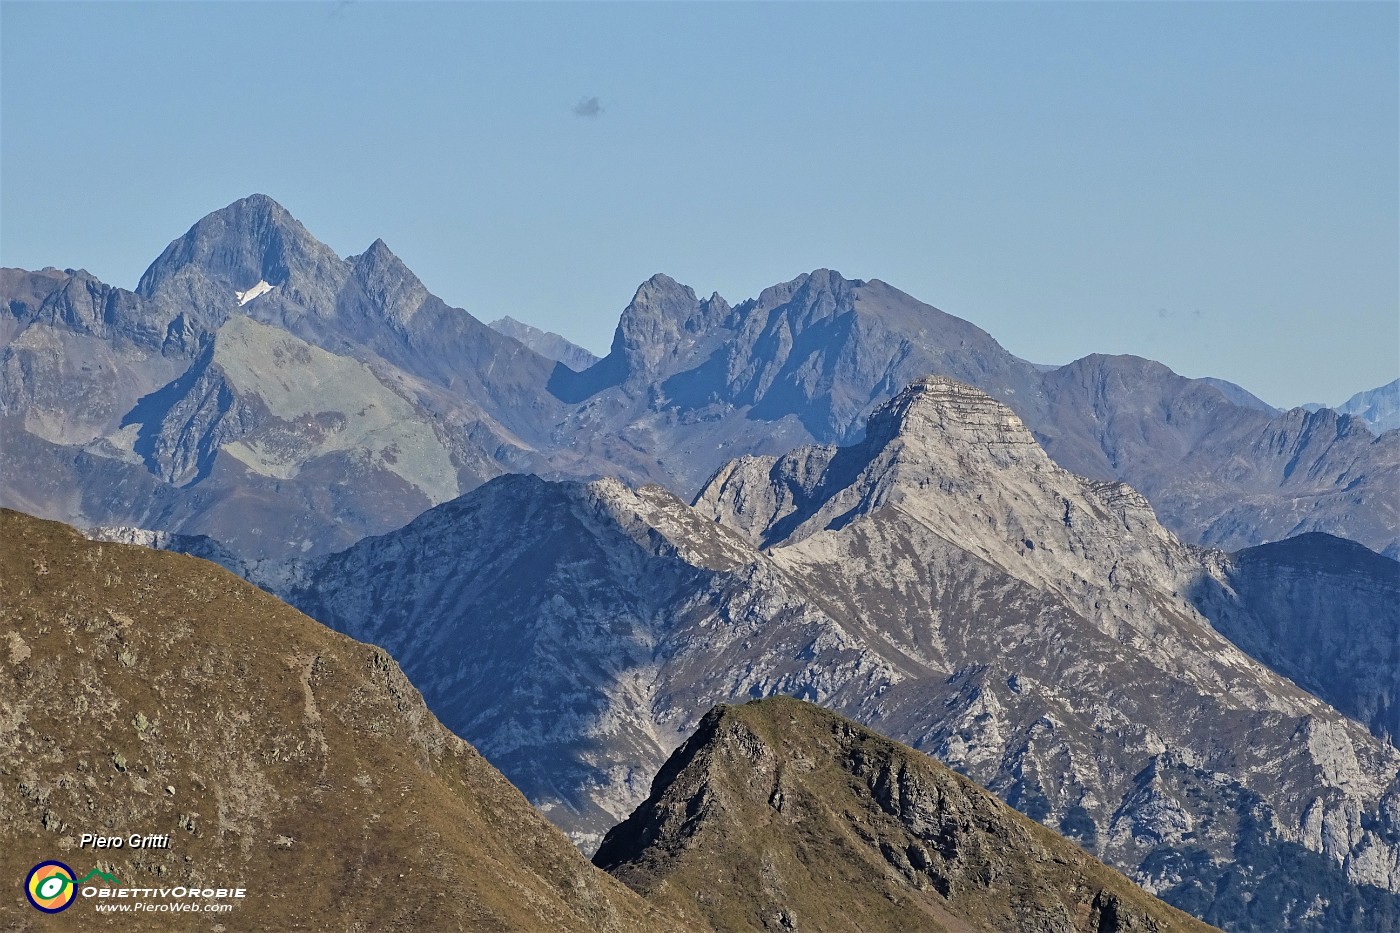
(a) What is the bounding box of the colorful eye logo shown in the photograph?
[25,861,76,913]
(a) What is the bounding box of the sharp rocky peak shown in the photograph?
[607,273,731,382]
[348,237,428,323]
[352,237,399,268]
[135,193,345,303]
[695,373,1185,619]
[746,268,864,313]
[693,375,1060,548]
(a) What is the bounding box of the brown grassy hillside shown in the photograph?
[595,696,1221,933]
[0,509,680,932]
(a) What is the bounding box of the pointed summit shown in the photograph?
[607,274,730,382]
[135,194,348,321]
[744,268,863,322]
[694,375,1057,549]
[348,238,428,326]
[595,698,1220,933]
[554,273,733,400]
[138,195,316,293]
[693,372,1181,619]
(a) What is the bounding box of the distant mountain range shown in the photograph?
[5,194,1397,933]
[286,377,1400,933]
[2,509,1213,933]
[3,194,1395,559]
[489,314,601,372]
[1337,379,1400,434]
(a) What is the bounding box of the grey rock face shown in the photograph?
[289,376,1400,932]
[290,472,888,847]
[6,196,1393,562]
[1196,377,1279,414]
[489,315,600,372]
[1337,378,1400,435]
[1,258,501,557]
[0,197,578,558]
[135,192,349,338]
[1192,533,1400,746]
[136,195,564,443]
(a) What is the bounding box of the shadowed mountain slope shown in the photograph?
[1192,533,1400,746]
[292,376,1400,933]
[1038,355,1399,556]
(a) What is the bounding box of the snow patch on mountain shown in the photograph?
[234,280,274,306]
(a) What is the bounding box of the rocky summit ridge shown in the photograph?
[3,508,1218,933]
[291,374,1400,933]
[694,375,1191,632]
[4,194,1396,561]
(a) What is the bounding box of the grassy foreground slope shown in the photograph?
[0,509,679,932]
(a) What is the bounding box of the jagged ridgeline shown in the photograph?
[4,194,1398,933]
[2,509,1217,932]
[293,377,1400,933]
[3,194,1397,564]
[596,697,1218,933]
[0,510,679,932]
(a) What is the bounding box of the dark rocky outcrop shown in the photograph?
[1193,533,1400,746]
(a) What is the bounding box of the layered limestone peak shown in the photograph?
[696,375,1093,548]
[580,477,761,573]
[694,375,1210,643]
[864,374,1047,467]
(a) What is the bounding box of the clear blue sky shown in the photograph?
[3,2,1396,407]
